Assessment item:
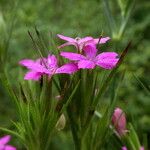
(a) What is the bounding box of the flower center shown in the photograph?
[75,37,81,41]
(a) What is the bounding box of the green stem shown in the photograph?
[67,106,81,150]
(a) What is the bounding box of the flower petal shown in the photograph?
[47,55,58,68]
[0,145,4,149]
[78,37,93,44]
[57,34,76,42]
[83,44,97,58]
[0,135,11,145]
[96,52,119,69]
[96,52,118,59]
[94,37,110,44]
[57,42,78,49]
[35,58,47,64]
[5,145,16,150]
[19,59,34,68]
[78,60,95,69]
[24,71,42,81]
[60,52,86,61]
[56,63,78,74]
[19,59,49,73]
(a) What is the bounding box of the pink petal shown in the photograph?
[83,44,97,58]
[60,52,86,61]
[47,55,58,68]
[19,59,49,73]
[0,145,4,149]
[0,135,11,145]
[56,63,78,74]
[78,37,95,50]
[78,60,95,69]
[57,42,78,49]
[94,37,110,44]
[57,34,76,42]
[96,52,118,59]
[78,37,93,44]
[5,145,16,150]
[96,52,119,69]
[19,59,34,68]
[35,58,47,64]
[24,71,42,81]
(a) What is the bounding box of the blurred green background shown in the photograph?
[0,0,149,149]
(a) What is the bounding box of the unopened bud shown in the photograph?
[55,114,66,131]
[112,107,127,136]
[122,146,127,150]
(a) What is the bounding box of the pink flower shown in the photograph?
[0,135,16,150]
[57,34,110,51]
[112,108,127,136]
[19,54,78,81]
[60,44,119,70]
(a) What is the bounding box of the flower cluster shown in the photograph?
[0,135,16,150]
[20,34,119,81]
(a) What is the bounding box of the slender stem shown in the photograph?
[67,106,81,150]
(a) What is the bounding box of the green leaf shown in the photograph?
[93,42,131,107]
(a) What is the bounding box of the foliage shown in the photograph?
[0,0,149,149]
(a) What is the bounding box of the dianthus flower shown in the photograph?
[19,54,78,81]
[57,34,110,51]
[0,135,16,150]
[60,44,119,70]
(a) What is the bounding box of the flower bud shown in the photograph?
[55,114,66,131]
[140,147,144,150]
[122,146,127,150]
[112,107,127,136]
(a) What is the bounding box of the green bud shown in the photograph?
[55,114,66,131]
